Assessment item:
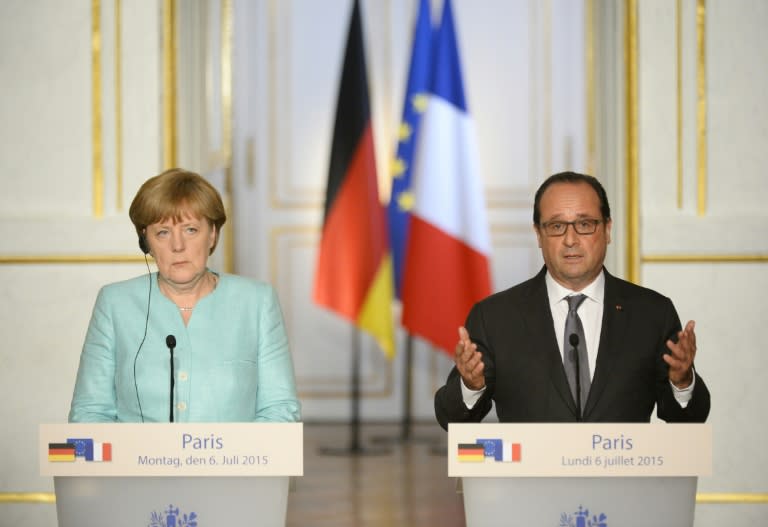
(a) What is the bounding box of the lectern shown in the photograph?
[449,423,711,527]
[40,423,303,527]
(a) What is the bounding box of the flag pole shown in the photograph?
[315,0,395,455]
[399,333,438,442]
[350,326,362,450]
[378,0,440,444]
[319,327,390,456]
[401,334,414,440]
[371,331,439,445]
[396,0,491,450]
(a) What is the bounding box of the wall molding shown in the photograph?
[0,255,148,264]
[2,491,767,505]
[642,254,768,264]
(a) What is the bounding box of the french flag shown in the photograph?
[91,442,112,462]
[401,0,491,354]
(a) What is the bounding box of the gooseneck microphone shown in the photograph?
[166,335,177,422]
[569,333,581,420]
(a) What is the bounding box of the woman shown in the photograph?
[69,168,301,423]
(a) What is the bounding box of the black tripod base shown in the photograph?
[428,444,448,457]
[318,444,392,457]
[369,433,441,446]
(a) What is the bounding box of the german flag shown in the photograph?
[314,0,394,358]
[457,443,485,462]
[48,443,76,462]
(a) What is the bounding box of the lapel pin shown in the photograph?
[615,304,623,311]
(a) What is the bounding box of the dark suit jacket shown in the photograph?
[435,267,710,429]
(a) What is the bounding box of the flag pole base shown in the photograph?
[317,445,392,457]
[369,433,440,446]
[428,444,448,457]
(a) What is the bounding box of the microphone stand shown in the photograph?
[569,333,581,421]
[166,336,176,423]
[169,347,175,422]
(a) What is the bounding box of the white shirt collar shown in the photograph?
[545,269,605,307]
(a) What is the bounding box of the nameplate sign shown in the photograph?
[40,423,303,477]
[448,423,711,478]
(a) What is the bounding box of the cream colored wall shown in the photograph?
[2,0,765,525]
[0,1,165,525]
[635,0,768,525]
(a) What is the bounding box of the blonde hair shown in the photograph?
[129,168,227,254]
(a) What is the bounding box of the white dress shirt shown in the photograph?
[546,271,603,382]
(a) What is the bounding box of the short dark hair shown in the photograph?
[533,171,611,225]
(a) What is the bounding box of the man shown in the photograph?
[435,172,710,429]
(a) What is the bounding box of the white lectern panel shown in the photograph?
[41,423,302,527]
[449,423,711,527]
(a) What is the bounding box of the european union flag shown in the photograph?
[387,0,434,298]
[67,438,94,460]
[476,438,503,461]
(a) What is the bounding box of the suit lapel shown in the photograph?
[583,271,628,416]
[524,269,577,415]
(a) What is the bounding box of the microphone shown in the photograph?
[166,335,176,423]
[569,333,582,420]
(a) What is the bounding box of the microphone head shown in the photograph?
[568,333,579,347]
[166,335,177,349]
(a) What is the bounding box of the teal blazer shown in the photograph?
[69,272,301,423]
